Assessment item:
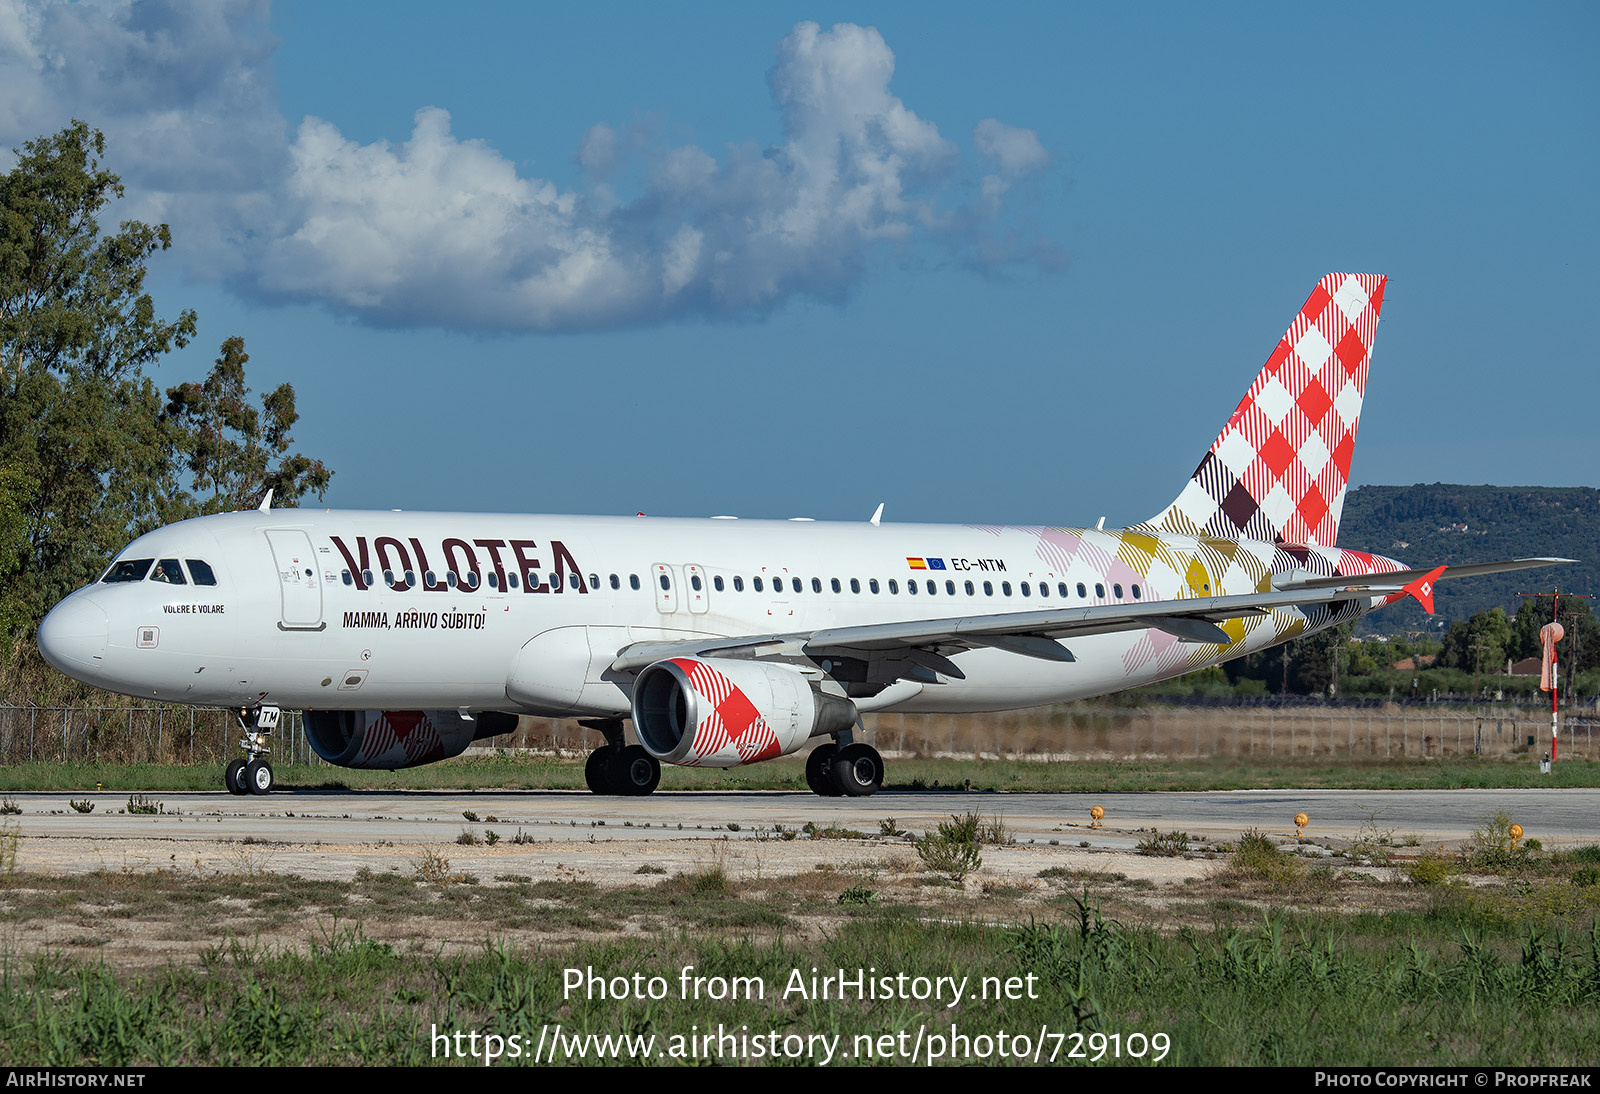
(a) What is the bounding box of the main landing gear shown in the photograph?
[804,739,885,797]
[226,704,278,795]
[580,719,661,796]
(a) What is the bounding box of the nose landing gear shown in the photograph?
[227,705,278,795]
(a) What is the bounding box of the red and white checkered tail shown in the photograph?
[1142,273,1386,549]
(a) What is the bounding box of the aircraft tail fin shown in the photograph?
[1140,273,1386,548]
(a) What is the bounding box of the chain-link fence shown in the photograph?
[0,699,1590,766]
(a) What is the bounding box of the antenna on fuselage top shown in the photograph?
[1096,516,1105,530]
[257,489,273,512]
[870,503,884,527]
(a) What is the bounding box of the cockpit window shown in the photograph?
[150,559,187,585]
[102,559,153,583]
[186,559,217,586]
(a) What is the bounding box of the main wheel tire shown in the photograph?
[607,745,661,796]
[830,743,883,797]
[584,746,614,794]
[805,743,841,796]
[225,758,248,795]
[245,759,274,795]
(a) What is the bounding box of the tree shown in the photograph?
[1440,607,1513,676]
[0,122,333,663]
[162,336,332,515]
[0,121,196,638]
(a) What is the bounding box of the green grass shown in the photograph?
[0,894,1596,1064]
[2,753,1598,793]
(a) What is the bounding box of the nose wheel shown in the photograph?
[227,705,278,795]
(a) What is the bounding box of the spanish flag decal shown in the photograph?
[907,558,928,570]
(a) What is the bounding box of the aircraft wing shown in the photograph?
[1272,557,1576,591]
[608,582,1401,677]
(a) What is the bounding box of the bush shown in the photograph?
[1406,849,1458,886]
[1137,829,1191,857]
[917,814,984,881]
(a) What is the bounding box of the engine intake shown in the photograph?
[632,657,857,768]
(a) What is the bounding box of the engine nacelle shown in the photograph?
[302,709,518,770]
[631,657,857,768]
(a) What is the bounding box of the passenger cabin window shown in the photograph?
[446,572,458,589]
[1002,582,1013,596]
[659,574,671,590]
[488,572,500,590]
[610,574,621,590]
[984,581,993,596]
[946,580,955,595]
[791,577,802,594]
[508,573,519,589]
[1132,584,1142,599]
[187,560,217,586]
[907,580,917,595]
[754,577,764,592]
[362,569,374,587]
[151,559,185,584]
[102,559,153,583]
[1077,583,1087,598]
[965,580,975,595]
[466,572,479,590]
[1095,583,1106,598]
[812,577,822,593]
[629,574,640,590]
[1114,583,1123,599]
[589,574,599,590]
[869,579,880,594]
[888,579,899,594]
[1058,582,1069,599]
[849,578,859,594]
[713,576,724,592]
[831,578,842,593]
[342,570,353,586]
[733,576,744,592]
[1020,582,1031,598]
[691,574,703,591]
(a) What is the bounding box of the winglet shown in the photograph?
[1402,565,1447,614]
[869,503,884,527]
[257,489,273,512]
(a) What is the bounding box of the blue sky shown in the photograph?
[3,2,1596,535]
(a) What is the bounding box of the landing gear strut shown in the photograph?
[805,739,884,797]
[580,719,661,796]
[228,705,278,795]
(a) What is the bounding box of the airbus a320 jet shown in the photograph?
[36,275,1568,797]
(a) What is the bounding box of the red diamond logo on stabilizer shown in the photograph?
[1296,377,1332,427]
[1334,326,1368,379]
[1296,484,1330,536]
[1258,429,1297,479]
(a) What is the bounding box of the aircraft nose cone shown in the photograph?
[37,596,108,676]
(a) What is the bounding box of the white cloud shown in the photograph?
[0,7,1059,332]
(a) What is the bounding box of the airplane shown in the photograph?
[35,273,1569,798]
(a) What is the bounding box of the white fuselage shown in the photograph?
[36,509,1401,718]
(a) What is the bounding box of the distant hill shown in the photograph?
[1339,484,1598,632]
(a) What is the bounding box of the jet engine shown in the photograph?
[631,657,857,767]
[302,709,518,770]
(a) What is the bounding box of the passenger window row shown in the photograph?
[336,566,1145,603]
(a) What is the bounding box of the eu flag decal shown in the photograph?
[926,558,947,571]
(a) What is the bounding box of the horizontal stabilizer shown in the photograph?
[1273,557,1575,594]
